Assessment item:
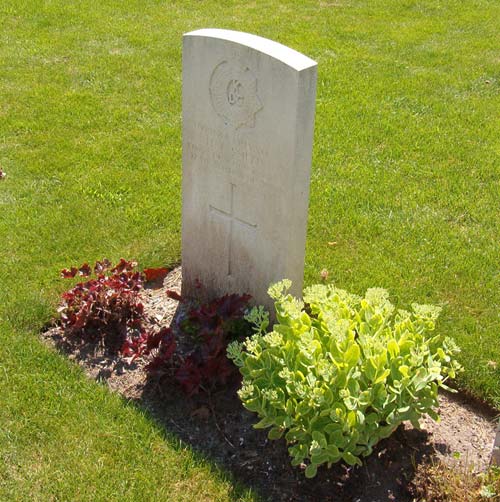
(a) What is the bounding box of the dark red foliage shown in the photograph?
[59,260,146,353]
[147,326,175,353]
[120,318,176,365]
[111,258,137,274]
[59,262,252,396]
[174,357,202,395]
[188,293,251,330]
[147,293,252,395]
[61,267,78,278]
[121,331,149,360]
[166,290,183,301]
[94,258,112,275]
[78,263,92,277]
[144,267,169,283]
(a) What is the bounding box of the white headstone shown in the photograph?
[492,422,500,466]
[181,29,317,309]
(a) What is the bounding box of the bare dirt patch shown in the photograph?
[42,267,498,502]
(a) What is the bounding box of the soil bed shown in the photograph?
[42,267,498,502]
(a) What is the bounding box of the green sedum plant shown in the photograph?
[227,280,461,478]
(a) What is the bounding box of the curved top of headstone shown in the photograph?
[184,28,317,72]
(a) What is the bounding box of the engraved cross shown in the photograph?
[209,183,257,276]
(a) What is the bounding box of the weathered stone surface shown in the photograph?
[181,29,317,310]
[492,422,500,466]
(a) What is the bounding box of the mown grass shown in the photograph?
[0,324,257,501]
[0,0,499,499]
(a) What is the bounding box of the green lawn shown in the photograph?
[0,0,499,499]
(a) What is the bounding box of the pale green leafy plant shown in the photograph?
[227,280,462,478]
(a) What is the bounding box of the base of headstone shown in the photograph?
[491,423,500,466]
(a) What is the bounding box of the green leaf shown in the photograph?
[347,410,357,427]
[253,416,275,429]
[243,399,262,413]
[311,451,329,465]
[365,412,379,425]
[268,427,284,440]
[345,344,361,367]
[399,365,409,378]
[387,339,399,358]
[358,390,371,406]
[426,408,440,421]
[295,370,306,381]
[285,429,307,442]
[374,369,390,384]
[305,464,318,478]
[356,410,365,425]
[312,431,327,448]
[323,387,334,405]
[325,423,342,435]
[342,452,362,466]
[329,430,348,448]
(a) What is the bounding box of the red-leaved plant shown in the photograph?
[59,260,252,395]
[59,259,149,352]
[146,293,253,395]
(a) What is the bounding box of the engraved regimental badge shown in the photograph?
[209,60,263,129]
